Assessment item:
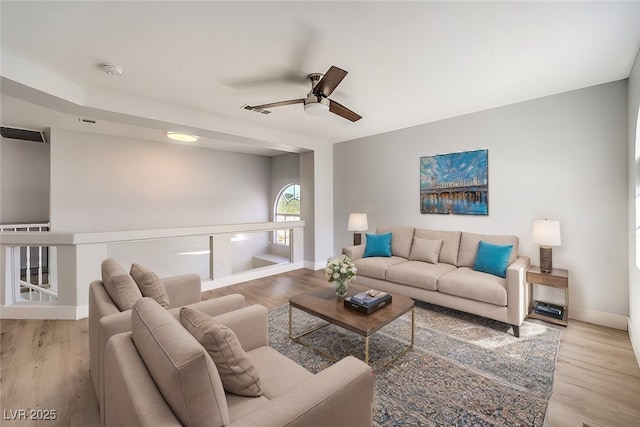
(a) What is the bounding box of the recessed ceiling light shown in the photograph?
[166,131,198,142]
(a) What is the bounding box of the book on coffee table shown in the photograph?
[344,290,392,315]
[349,289,390,307]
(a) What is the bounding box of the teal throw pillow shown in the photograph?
[364,233,392,257]
[473,240,513,278]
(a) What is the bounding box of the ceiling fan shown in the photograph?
[243,66,362,122]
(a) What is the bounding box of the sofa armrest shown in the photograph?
[343,245,365,261]
[89,281,120,398]
[506,256,531,326]
[104,333,182,427]
[164,273,202,308]
[229,356,373,427]
[212,304,269,351]
[97,309,135,424]
[169,294,246,319]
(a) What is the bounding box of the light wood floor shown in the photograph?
[1,269,639,426]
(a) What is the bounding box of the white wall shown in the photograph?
[49,128,271,232]
[0,137,50,223]
[313,146,335,268]
[270,152,300,213]
[628,49,640,361]
[334,81,628,325]
[300,151,316,266]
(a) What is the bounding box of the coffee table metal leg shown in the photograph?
[411,307,415,346]
[365,336,370,365]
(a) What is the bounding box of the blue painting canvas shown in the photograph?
[420,149,488,215]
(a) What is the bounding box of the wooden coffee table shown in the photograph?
[288,284,414,367]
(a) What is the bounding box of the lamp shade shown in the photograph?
[532,219,561,246]
[348,213,368,232]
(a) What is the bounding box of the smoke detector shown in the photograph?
[101,63,123,75]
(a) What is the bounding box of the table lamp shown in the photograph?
[532,219,561,273]
[348,213,368,246]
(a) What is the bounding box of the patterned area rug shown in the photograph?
[268,301,560,426]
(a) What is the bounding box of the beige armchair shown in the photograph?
[89,265,245,424]
[104,298,374,427]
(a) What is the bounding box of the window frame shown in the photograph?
[273,184,300,246]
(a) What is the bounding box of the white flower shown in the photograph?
[325,255,357,283]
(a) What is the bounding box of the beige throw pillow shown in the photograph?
[130,263,171,308]
[132,298,229,427]
[101,258,142,311]
[409,237,443,264]
[180,307,263,397]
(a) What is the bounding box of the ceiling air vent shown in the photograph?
[0,126,48,143]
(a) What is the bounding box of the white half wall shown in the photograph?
[334,81,629,323]
[49,128,271,232]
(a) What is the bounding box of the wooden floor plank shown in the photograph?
[1,268,638,426]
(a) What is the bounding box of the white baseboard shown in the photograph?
[201,261,305,292]
[304,260,325,271]
[569,305,629,330]
[0,303,87,320]
[629,319,640,369]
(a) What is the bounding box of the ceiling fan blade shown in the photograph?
[329,99,362,122]
[313,66,348,97]
[252,99,305,110]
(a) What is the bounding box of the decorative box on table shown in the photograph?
[344,290,392,315]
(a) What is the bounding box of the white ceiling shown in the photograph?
[1,1,640,155]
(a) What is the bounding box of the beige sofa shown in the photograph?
[89,261,246,424]
[104,298,374,427]
[344,226,530,337]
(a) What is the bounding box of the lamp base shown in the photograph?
[540,246,553,273]
[353,232,362,246]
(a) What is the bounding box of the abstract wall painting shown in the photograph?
[420,149,488,215]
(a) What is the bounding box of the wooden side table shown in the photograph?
[526,265,569,326]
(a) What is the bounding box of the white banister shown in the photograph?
[0,223,53,304]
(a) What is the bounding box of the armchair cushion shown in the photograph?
[132,298,230,427]
[130,263,170,308]
[101,258,142,311]
[180,307,263,397]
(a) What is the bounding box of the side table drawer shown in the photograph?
[527,271,568,287]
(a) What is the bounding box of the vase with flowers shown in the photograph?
[325,255,357,298]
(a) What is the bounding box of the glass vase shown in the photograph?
[335,279,349,299]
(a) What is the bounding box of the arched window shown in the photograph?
[274,184,300,245]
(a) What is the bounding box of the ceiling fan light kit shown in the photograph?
[244,65,362,122]
[304,97,330,115]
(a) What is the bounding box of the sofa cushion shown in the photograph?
[458,232,519,268]
[363,233,392,257]
[354,256,407,280]
[437,267,508,306]
[130,263,171,308]
[414,229,461,266]
[101,258,142,311]
[246,346,313,399]
[473,240,513,278]
[180,307,263,397]
[409,237,443,264]
[131,298,230,427]
[376,226,415,259]
[386,261,456,291]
